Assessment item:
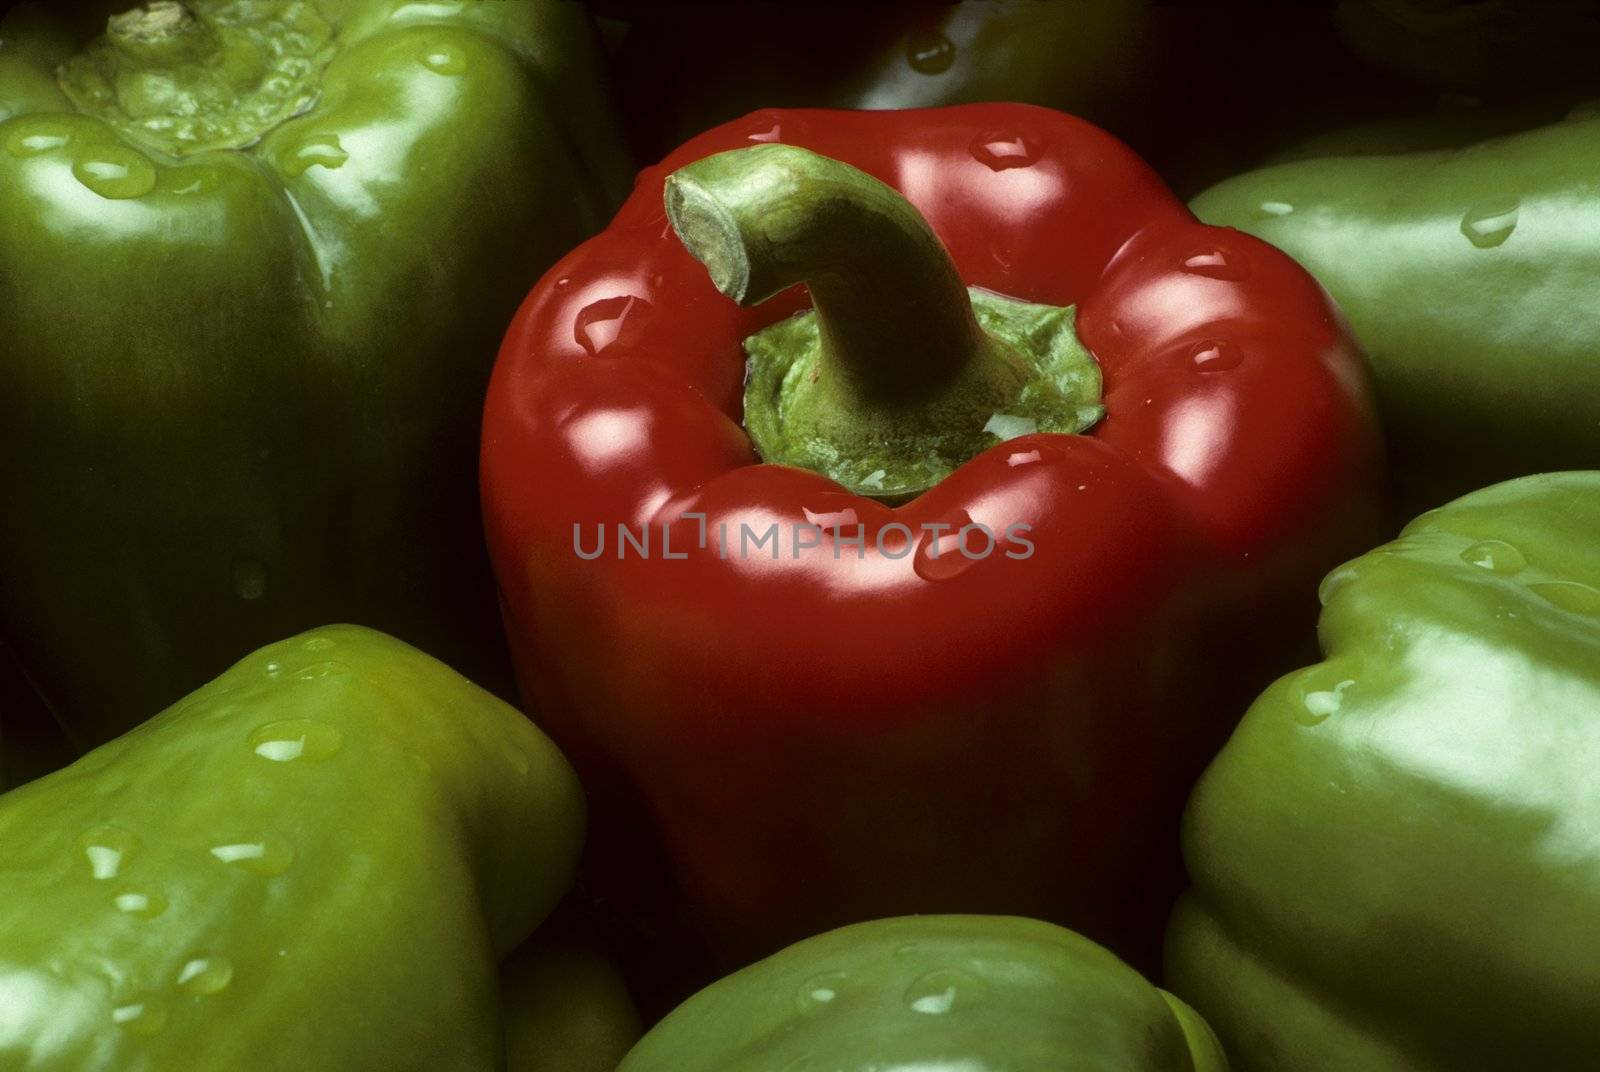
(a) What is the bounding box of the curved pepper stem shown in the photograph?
[664,144,1104,501]
[665,143,989,401]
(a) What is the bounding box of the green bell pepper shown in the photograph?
[1191,117,1600,512]
[1267,97,1589,164]
[607,0,1149,162]
[502,935,642,1072]
[1336,1,1600,98]
[1167,472,1600,1070]
[619,916,1227,1071]
[0,0,631,748]
[0,624,584,1070]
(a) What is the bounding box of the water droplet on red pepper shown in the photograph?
[746,111,785,143]
[913,514,987,581]
[802,506,860,532]
[1183,248,1249,281]
[1191,341,1242,373]
[970,132,1038,171]
[575,296,652,356]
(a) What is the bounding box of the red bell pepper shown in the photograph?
[482,105,1384,969]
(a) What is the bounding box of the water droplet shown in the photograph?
[4,118,73,157]
[302,636,336,652]
[176,955,234,996]
[1460,540,1526,575]
[112,997,167,1035]
[1529,581,1600,615]
[969,132,1038,171]
[113,889,168,919]
[249,720,344,762]
[575,296,651,356]
[1317,566,1359,606]
[293,660,350,682]
[72,149,157,200]
[264,661,283,677]
[1298,676,1354,725]
[282,133,348,178]
[1007,449,1043,467]
[906,30,956,74]
[796,971,847,1014]
[1461,199,1519,248]
[210,837,295,876]
[233,561,267,601]
[913,515,986,582]
[984,413,1037,440]
[1183,248,1249,281]
[904,968,988,1015]
[1259,201,1294,217]
[1191,340,1242,373]
[746,113,784,142]
[420,44,465,74]
[803,506,860,532]
[168,167,221,196]
[80,827,139,881]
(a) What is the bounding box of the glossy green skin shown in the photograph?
[610,0,1149,163]
[0,0,631,747]
[0,624,585,1071]
[1167,472,1600,1070]
[620,916,1228,1072]
[1192,119,1600,512]
[501,938,642,1072]
[1335,1,1600,96]
[1269,98,1592,164]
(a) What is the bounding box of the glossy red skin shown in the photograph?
[483,105,1384,970]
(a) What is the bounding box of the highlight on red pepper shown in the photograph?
[481,104,1387,973]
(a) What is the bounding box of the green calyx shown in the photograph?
[57,0,334,157]
[745,295,1103,499]
[665,144,1104,502]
